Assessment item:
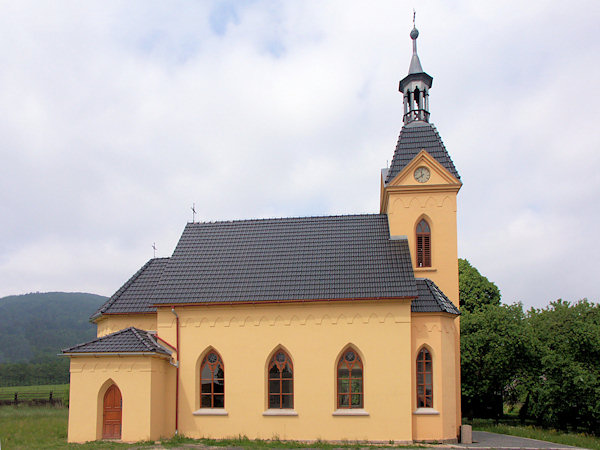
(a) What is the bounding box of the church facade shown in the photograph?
[63,25,462,444]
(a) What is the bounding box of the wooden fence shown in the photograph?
[0,390,65,406]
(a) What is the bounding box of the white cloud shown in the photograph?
[0,1,599,307]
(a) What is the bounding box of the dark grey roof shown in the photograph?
[151,214,417,305]
[412,279,460,315]
[91,258,169,320]
[62,327,171,355]
[385,121,460,184]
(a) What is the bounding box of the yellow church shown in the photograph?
[63,25,462,444]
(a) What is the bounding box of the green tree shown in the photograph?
[461,302,530,419]
[524,299,600,434]
[458,258,501,313]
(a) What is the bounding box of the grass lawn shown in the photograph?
[0,406,143,449]
[0,406,69,449]
[470,419,600,449]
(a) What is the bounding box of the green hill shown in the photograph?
[0,292,107,386]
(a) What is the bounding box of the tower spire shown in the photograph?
[399,15,433,125]
[408,11,423,74]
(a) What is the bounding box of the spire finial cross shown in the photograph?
[152,242,157,258]
[413,9,416,27]
[191,203,197,223]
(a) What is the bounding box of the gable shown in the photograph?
[386,149,461,187]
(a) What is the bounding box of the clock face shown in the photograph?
[414,166,430,183]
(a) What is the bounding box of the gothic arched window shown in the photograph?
[416,219,431,267]
[268,350,293,409]
[337,348,363,409]
[200,350,224,408]
[416,347,433,408]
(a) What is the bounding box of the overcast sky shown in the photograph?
[1,1,599,309]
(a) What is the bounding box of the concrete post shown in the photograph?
[460,424,472,444]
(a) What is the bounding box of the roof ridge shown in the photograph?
[145,331,170,354]
[429,123,460,179]
[62,326,134,352]
[186,213,385,226]
[422,278,460,315]
[62,326,171,355]
[131,327,154,352]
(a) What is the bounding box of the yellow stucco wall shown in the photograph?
[382,150,462,439]
[67,355,175,443]
[411,313,460,441]
[144,299,456,443]
[95,314,157,337]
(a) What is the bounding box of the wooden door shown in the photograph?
[102,384,122,439]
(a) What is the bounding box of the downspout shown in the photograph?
[171,307,180,435]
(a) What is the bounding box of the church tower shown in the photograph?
[380,23,462,306]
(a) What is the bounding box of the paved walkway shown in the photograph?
[450,431,584,449]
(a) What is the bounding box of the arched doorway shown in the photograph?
[102,384,122,439]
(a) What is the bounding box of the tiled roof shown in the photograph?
[62,327,171,355]
[91,257,169,320]
[385,121,460,184]
[151,214,417,305]
[412,279,460,315]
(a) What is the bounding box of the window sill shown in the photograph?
[332,409,369,416]
[413,408,439,415]
[263,409,298,416]
[193,408,228,416]
[414,267,437,273]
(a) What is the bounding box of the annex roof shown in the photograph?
[413,278,460,315]
[91,257,169,319]
[384,121,460,184]
[151,214,417,305]
[62,327,171,356]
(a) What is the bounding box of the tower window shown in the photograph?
[416,219,431,267]
[416,348,433,408]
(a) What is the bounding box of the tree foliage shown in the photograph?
[523,299,600,433]
[459,259,600,435]
[0,358,70,386]
[458,258,501,313]
[461,303,530,419]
